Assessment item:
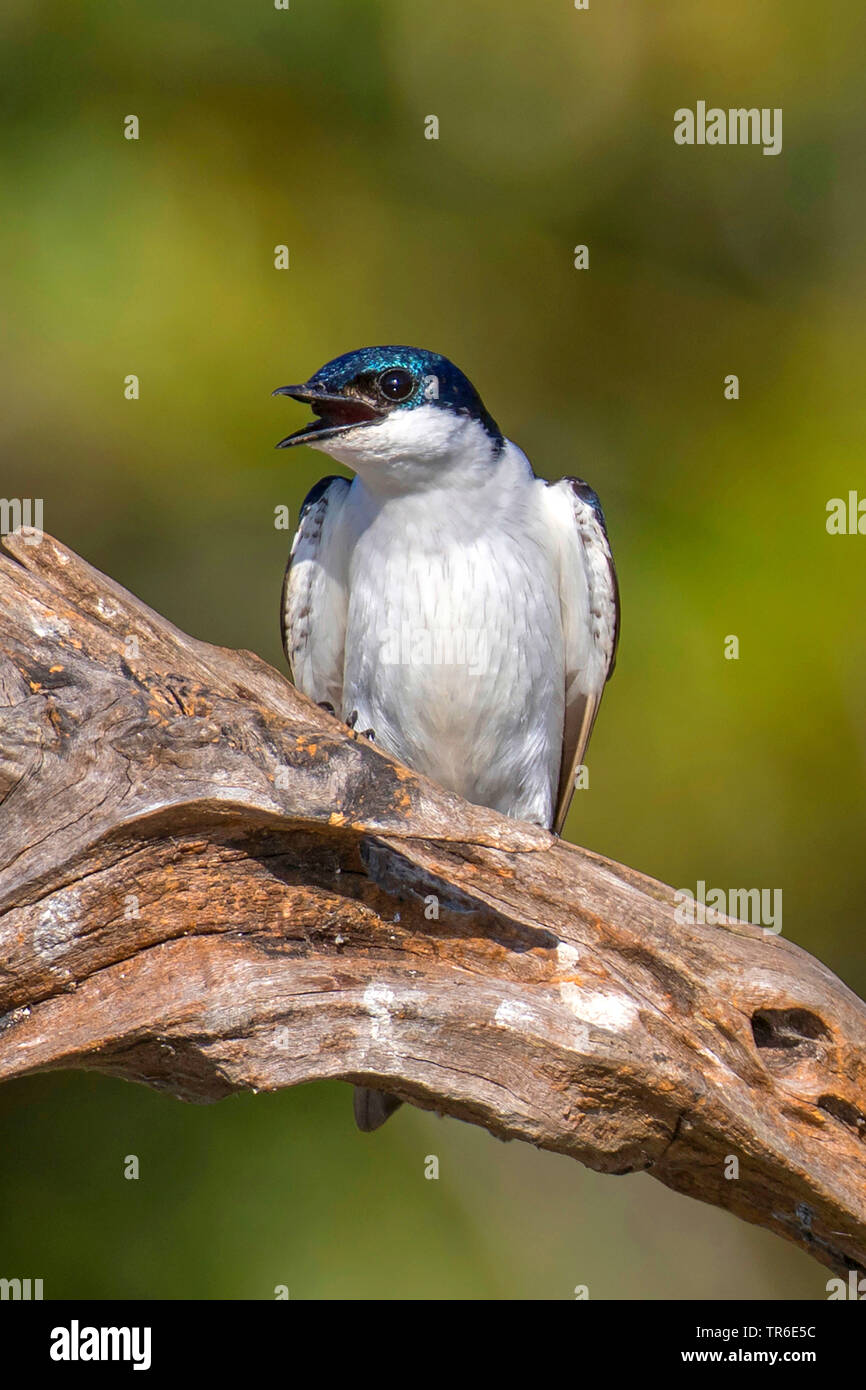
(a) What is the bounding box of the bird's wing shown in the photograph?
[281,475,352,711]
[543,477,619,835]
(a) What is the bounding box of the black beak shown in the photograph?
[272,383,382,448]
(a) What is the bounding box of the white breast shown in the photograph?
[340,447,564,825]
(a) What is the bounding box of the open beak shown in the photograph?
[272,383,382,448]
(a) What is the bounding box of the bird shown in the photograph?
[274,346,619,1132]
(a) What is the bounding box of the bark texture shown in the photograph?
[1,528,864,1276]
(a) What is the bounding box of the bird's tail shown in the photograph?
[353,1085,403,1132]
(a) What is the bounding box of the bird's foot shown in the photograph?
[345,709,375,741]
[317,701,336,716]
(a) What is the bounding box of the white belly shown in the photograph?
[342,506,564,826]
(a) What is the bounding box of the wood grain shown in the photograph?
[1,528,864,1276]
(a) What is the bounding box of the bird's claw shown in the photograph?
[345,710,375,741]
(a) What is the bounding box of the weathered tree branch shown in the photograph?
[1,529,864,1277]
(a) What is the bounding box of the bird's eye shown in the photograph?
[378,367,415,402]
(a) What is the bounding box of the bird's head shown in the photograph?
[273,346,503,491]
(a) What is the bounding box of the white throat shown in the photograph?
[310,403,503,496]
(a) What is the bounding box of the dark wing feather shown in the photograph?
[281,475,351,710]
[547,478,619,835]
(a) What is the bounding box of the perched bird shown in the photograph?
[275,346,619,1131]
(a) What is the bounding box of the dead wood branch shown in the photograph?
[0,529,864,1276]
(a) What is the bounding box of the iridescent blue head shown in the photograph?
[273,346,502,453]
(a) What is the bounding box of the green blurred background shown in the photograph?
[1,0,864,1299]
